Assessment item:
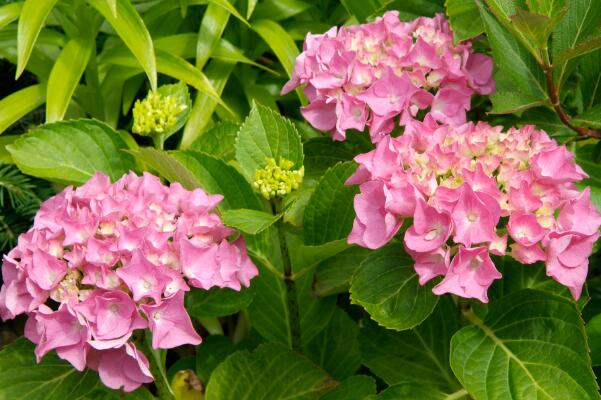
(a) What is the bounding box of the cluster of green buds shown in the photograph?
[253,157,304,200]
[132,91,187,136]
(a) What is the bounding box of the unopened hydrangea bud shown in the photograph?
[253,158,304,199]
[132,91,187,136]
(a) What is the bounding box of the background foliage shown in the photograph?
[1,0,601,399]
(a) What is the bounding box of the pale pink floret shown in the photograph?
[0,171,259,391]
[347,120,600,301]
[282,12,494,142]
[433,246,502,303]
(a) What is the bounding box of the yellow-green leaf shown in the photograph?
[0,83,46,134]
[0,2,23,30]
[16,0,58,78]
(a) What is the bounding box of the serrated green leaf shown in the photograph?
[350,243,439,331]
[46,37,94,122]
[303,162,358,245]
[7,119,136,184]
[189,122,238,160]
[445,0,484,43]
[128,147,200,190]
[186,286,255,317]
[87,0,156,90]
[303,309,362,380]
[319,376,376,400]
[205,343,331,400]
[509,9,562,54]
[0,337,100,400]
[554,34,601,65]
[221,208,280,234]
[586,313,601,366]
[451,289,598,399]
[235,102,303,179]
[359,297,461,391]
[0,83,46,134]
[0,2,23,30]
[313,246,370,296]
[16,0,58,78]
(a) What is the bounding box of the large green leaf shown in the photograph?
[221,209,281,235]
[319,376,376,400]
[87,0,157,90]
[186,286,255,317]
[0,2,23,30]
[16,0,58,78]
[46,37,94,122]
[0,83,46,134]
[205,343,331,400]
[303,309,362,380]
[359,297,461,391]
[586,313,601,366]
[451,289,598,399]
[303,162,358,245]
[350,243,439,331]
[7,119,136,184]
[189,122,238,161]
[235,102,303,179]
[479,2,548,112]
[0,337,99,400]
[446,0,484,43]
[370,384,466,400]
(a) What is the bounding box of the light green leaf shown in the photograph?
[235,101,303,179]
[451,289,598,399]
[247,0,258,18]
[303,162,358,245]
[86,0,157,90]
[251,19,298,78]
[350,243,439,331]
[445,0,484,43]
[252,0,312,21]
[554,34,601,65]
[205,343,331,400]
[0,337,99,400]
[189,121,238,161]
[181,59,236,148]
[572,102,601,129]
[7,119,136,184]
[359,297,461,391]
[128,147,200,190]
[16,0,58,78]
[509,9,563,55]
[206,0,249,26]
[288,237,350,278]
[221,208,281,234]
[186,286,255,317]
[0,2,23,30]
[196,1,231,69]
[319,376,376,400]
[303,309,362,380]
[479,3,547,109]
[0,83,46,134]
[313,246,370,297]
[46,37,93,122]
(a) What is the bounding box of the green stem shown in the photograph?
[274,199,301,352]
[153,134,166,150]
[446,388,469,400]
[145,337,175,400]
[198,316,224,335]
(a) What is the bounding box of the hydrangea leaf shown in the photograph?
[235,101,303,180]
[451,289,598,399]
[205,343,332,400]
[7,119,137,185]
[359,297,461,391]
[350,243,439,331]
[186,286,256,318]
[0,337,99,400]
[303,162,359,246]
[318,375,376,400]
[189,122,239,161]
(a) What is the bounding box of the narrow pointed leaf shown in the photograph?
[0,2,23,30]
[16,0,58,78]
[0,83,46,134]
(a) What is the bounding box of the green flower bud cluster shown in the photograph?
[253,158,304,200]
[132,91,187,136]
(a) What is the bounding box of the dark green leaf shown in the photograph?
[451,289,598,399]
[186,286,256,317]
[314,246,370,297]
[371,383,463,400]
[350,243,439,331]
[195,335,236,384]
[572,103,601,129]
[319,376,376,400]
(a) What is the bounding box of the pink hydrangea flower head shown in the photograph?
[0,171,259,391]
[282,12,495,142]
[347,120,600,301]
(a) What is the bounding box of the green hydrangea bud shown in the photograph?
[132,91,187,136]
[253,157,304,200]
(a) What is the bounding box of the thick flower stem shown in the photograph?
[274,199,302,352]
[145,338,175,400]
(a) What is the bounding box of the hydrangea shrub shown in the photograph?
[1,3,601,400]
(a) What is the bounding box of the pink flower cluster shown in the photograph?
[347,116,601,302]
[0,172,258,391]
[281,11,494,143]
